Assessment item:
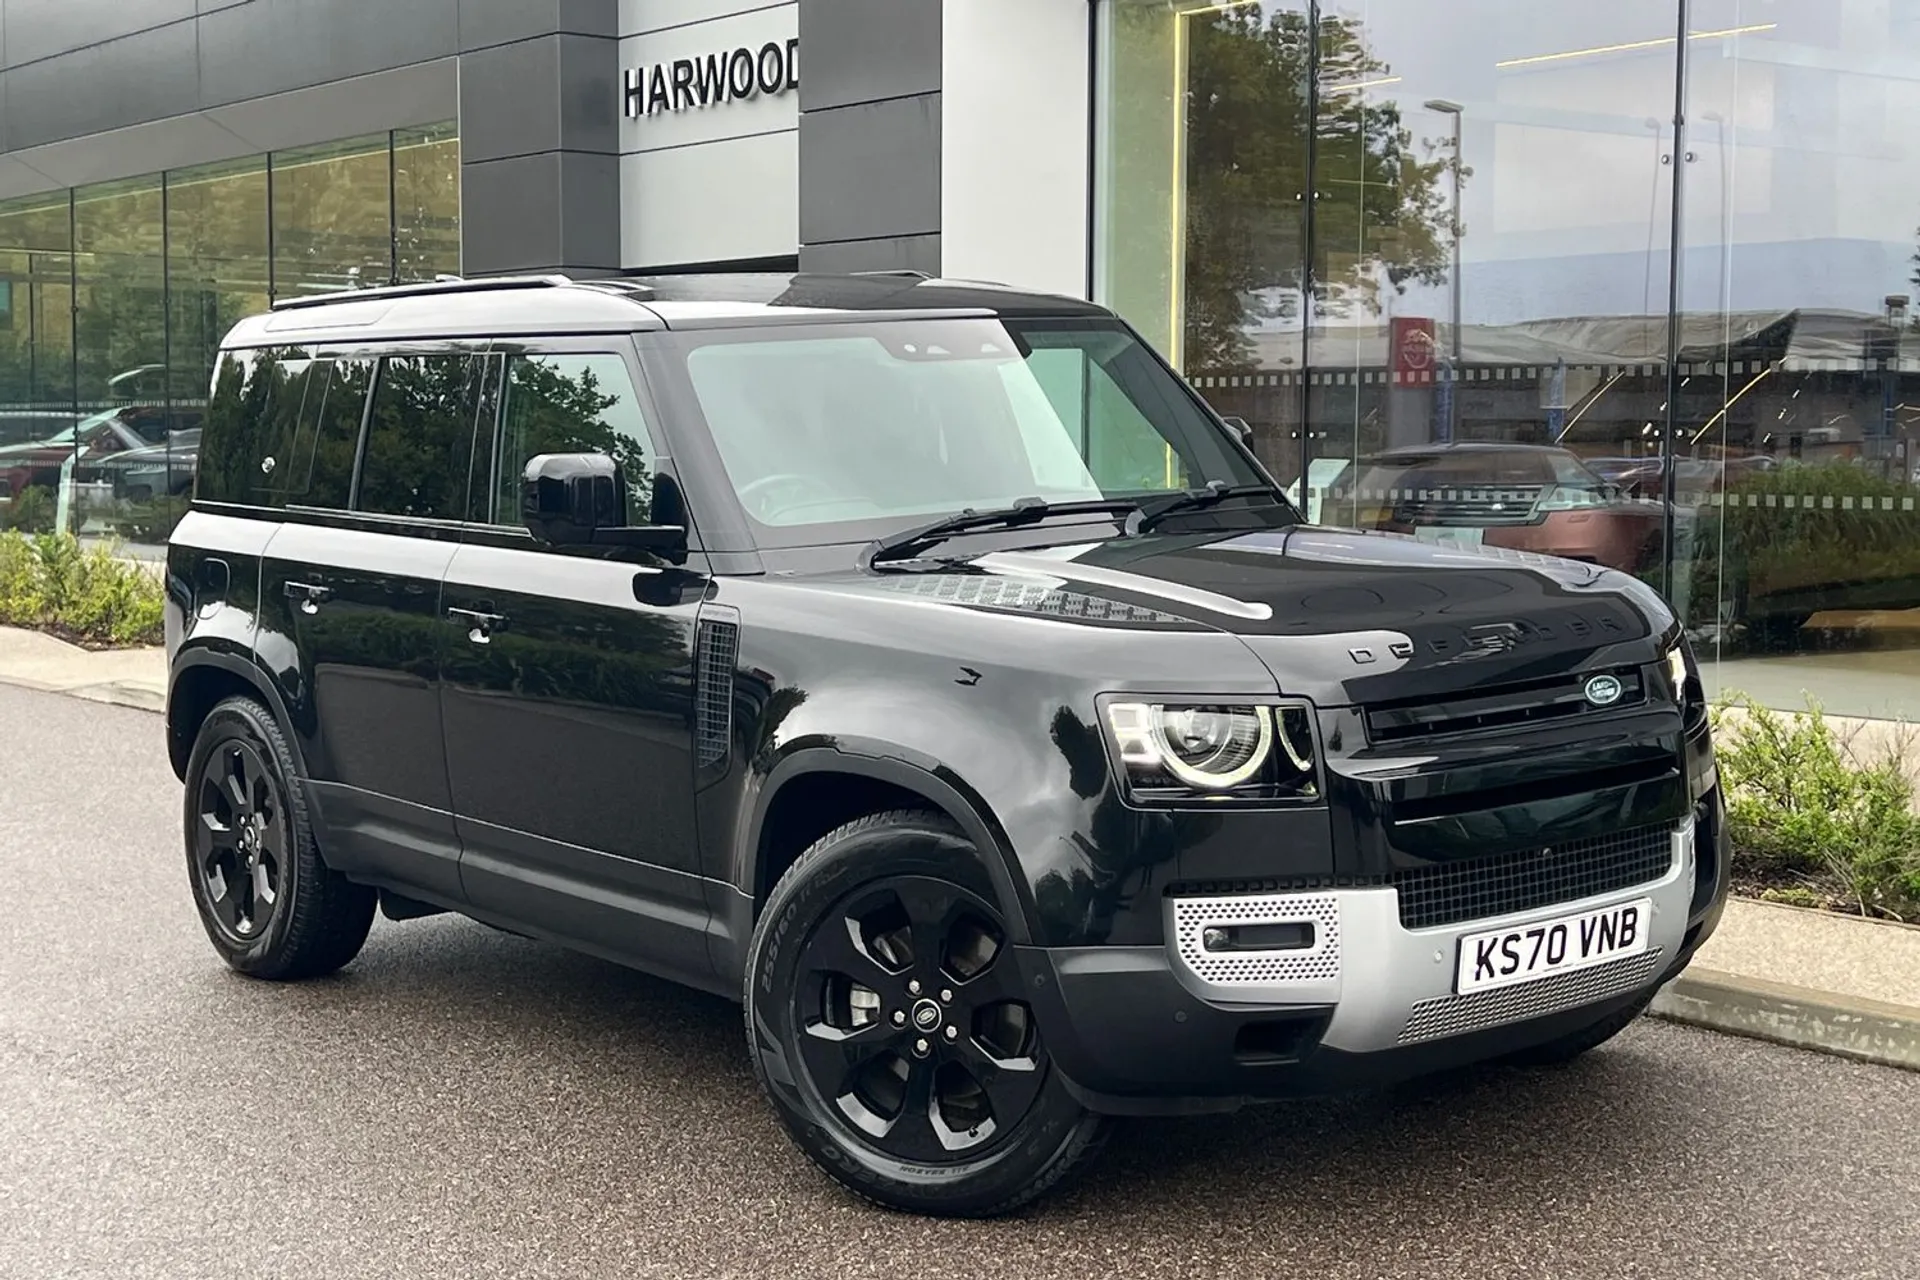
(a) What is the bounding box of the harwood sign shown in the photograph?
[623,39,800,118]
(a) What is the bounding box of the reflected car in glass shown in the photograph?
[162,273,1727,1217]
[1324,442,1666,574]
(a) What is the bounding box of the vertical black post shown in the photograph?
[1298,0,1321,503]
[265,153,277,304]
[388,130,400,285]
[1660,0,1690,602]
[66,190,78,534]
[161,172,175,494]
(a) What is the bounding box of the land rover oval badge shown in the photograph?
[1584,674,1625,707]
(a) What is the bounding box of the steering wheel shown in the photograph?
[737,472,839,519]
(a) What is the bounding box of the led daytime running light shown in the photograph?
[1107,703,1275,790]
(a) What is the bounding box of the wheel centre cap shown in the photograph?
[910,998,943,1033]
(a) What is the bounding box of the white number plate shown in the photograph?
[1455,898,1652,995]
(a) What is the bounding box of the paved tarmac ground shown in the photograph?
[3,683,1918,1280]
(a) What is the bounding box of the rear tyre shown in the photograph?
[183,695,376,980]
[744,810,1108,1217]
[1500,991,1655,1067]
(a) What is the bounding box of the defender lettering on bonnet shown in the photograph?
[164,271,1726,1220]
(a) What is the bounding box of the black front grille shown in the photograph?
[1391,823,1675,930]
[1366,667,1648,744]
[1392,486,1545,527]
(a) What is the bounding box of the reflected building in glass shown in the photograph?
[1095,0,1920,721]
[0,127,460,546]
[1,0,1917,725]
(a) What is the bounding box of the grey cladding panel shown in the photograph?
[459,0,617,50]
[798,234,940,276]
[3,0,194,68]
[462,153,564,274]
[459,38,562,163]
[198,0,459,109]
[557,33,619,156]
[798,93,939,244]
[463,150,619,274]
[557,149,620,270]
[797,0,939,112]
[3,21,200,151]
[460,34,616,162]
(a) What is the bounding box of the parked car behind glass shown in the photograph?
[1325,442,1664,574]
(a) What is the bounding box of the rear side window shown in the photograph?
[356,354,488,521]
[271,357,373,511]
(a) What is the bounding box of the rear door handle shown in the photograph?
[447,606,508,644]
[284,581,333,614]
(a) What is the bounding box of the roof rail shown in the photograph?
[846,270,934,280]
[268,273,577,311]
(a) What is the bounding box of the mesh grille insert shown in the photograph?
[1398,949,1665,1044]
[694,617,738,769]
[1391,823,1675,930]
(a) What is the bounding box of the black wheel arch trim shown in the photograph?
[747,740,1035,946]
[167,644,306,784]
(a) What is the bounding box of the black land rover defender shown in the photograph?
[164,272,1727,1217]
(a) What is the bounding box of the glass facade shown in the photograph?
[0,126,460,547]
[1096,0,1920,720]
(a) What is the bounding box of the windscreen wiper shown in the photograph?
[1129,482,1286,533]
[863,497,1143,568]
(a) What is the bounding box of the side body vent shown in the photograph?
[694,611,741,769]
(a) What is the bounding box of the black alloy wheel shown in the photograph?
[746,810,1106,1217]
[183,696,376,980]
[194,737,286,945]
[795,875,1046,1162]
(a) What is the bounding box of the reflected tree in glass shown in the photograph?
[1180,7,1454,372]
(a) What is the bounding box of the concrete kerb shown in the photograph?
[1650,967,1920,1073]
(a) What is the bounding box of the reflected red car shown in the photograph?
[1324,443,1665,574]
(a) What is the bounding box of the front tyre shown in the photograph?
[744,810,1107,1217]
[183,695,376,980]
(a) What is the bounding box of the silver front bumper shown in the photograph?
[1165,818,1695,1054]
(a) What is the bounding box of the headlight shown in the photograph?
[1535,484,1611,511]
[1666,642,1694,700]
[1104,701,1319,801]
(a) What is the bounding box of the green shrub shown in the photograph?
[1678,462,1920,631]
[0,529,165,648]
[1711,692,1920,919]
[0,484,57,533]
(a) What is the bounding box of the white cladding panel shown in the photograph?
[619,1,798,268]
[940,0,1091,299]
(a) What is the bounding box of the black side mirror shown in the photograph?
[521,452,687,557]
[1221,415,1254,444]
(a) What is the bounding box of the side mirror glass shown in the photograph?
[522,452,690,558]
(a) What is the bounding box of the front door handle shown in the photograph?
[284,581,333,615]
[447,606,508,644]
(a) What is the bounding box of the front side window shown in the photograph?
[483,353,658,525]
[672,317,1263,541]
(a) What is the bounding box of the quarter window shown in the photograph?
[485,353,658,525]
[196,346,314,506]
